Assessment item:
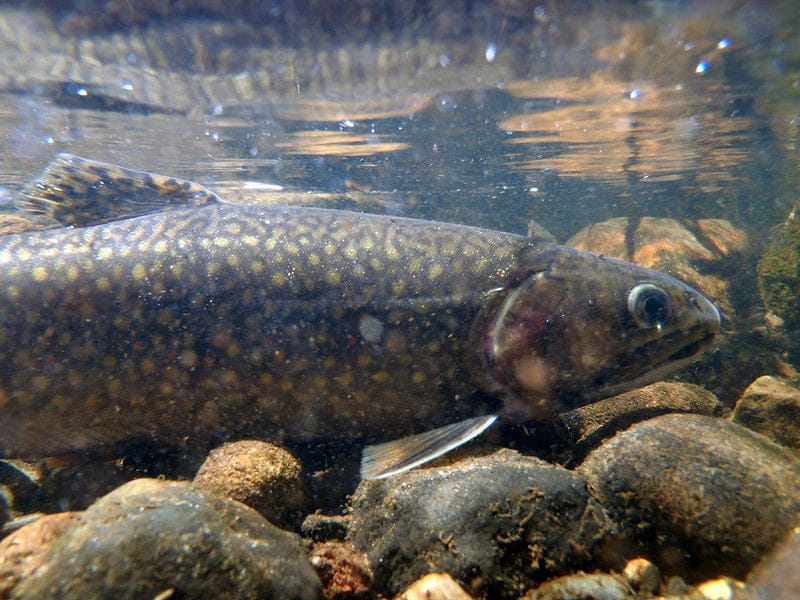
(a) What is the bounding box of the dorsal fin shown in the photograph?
[14,154,223,228]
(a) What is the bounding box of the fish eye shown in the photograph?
[628,284,671,329]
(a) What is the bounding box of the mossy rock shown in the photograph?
[757,208,800,327]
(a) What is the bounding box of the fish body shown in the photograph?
[0,155,721,476]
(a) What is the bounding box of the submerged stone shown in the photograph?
[579,414,800,581]
[193,439,306,530]
[520,572,636,600]
[732,375,800,449]
[348,448,615,598]
[6,478,321,600]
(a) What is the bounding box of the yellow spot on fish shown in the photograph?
[272,272,286,286]
[259,373,274,385]
[343,243,358,259]
[32,266,48,282]
[361,236,374,251]
[97,246,114,260]
[357,354,372,368]
[285,242,300,255]
[226,254,240,267]
[132,264,147,281]
[250,260,264,274]
[336,370,354,386]
[371,370,390,383]
[391,280,407,295]
[97,277,112,292]
[326,270,342,286]
[214,237,231,248]
[180,351,198,368]
[412,371,426,384]
[386,246,399,260]
[207,262,221,277]
[141,358,156,376]
[324,242,336,255]
[153,240,169,253]
[323,356,336,369]
[243,235,258,246]
[31,375,49,391]
[107,379,122,395]
[52,394,69,411]
[428,263,443,280]
[308,253,321,267]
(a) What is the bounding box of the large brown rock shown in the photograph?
[579,414,800,581]
[2,478,321,600]
[348,448,615,599]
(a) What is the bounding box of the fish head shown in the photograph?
[477,246,721,420]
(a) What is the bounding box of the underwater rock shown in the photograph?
[348,448,615,599]
[732,375,800,449]
[6,478,321,600]
[622,557,661,597]
[520,572,636,600]
[193,439,306,530]
[0,511,81,597]
[579,414,800,581]
[536,381,724,466]
[309,541,372,599]
[746,526,800,599]
[757,206,800,329]
[302,513,350,542]
[689,577,750,600]
[396,573,475,600]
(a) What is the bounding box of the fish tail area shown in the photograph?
[14,153,223,228]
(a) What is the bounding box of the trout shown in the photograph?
[0,155,721,478]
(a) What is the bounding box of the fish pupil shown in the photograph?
[628,284,671,328]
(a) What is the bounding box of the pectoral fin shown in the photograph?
[360,414,498,480]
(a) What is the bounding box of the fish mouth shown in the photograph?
[666,331,717,362]
[587,329,717,401]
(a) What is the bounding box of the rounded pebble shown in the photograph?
[521,573,635,600]
[623,557,661,596]
[193,439,305,529]
[396,573,475,600]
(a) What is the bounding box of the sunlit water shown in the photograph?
[1,1,796,243]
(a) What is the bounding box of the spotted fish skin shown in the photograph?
[0,156,721,458]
